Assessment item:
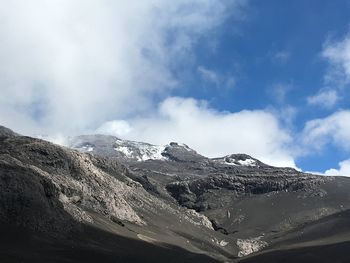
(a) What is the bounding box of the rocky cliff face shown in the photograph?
[1,128,350,262]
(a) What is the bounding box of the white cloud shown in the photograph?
[302,110,350,151]
[96,120,132,137]
[269,82,292,104]
[197,66,220,83]
[97,97,296,168]
[323,33,350,84]
[325,159,350,177]
[0,0,245,135]
[307,32,350,109]
[307,89,339,108]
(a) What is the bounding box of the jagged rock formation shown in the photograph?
[2,128,350,262]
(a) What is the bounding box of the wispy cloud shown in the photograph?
[322,33,350,85]
[197,66,236,90]
[308,32,350,109]
[271,50,290,64]
[302,110,350,152]
[269,82,293,104]
[266,83,298,131]
[307,89,339,108]
[197,66,220,83]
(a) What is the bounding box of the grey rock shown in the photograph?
[0,125,19,137]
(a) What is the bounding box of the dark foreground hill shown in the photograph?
[1,127,350,262]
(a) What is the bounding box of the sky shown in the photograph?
[1,0,350,175]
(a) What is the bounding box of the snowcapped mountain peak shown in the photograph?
[69,134,206,163]
[168,142,194,152]
[70,134,272,168]
[69,134,170,162]
[212,153,267,168]
[113,140,199,162]
[225,156,256,167]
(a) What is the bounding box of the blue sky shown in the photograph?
[177,0,350,114]
[169,0,350,172]
[1,0,350,174]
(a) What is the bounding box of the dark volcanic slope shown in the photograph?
[2,128,350,262]
[69,134,350,261]
[238,209,350,263]
[0,128,231,262]
[0,223,218,263]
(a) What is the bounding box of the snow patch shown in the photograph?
[224,159,238,166]
[137,144,166,161]
[114,139,167,161]
[223,157,256,167]
[116,146,133,157]
[237,158,256,166]
[79,144,94,152]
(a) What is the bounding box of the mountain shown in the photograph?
[1,127,350,262]
[69,134,350,261]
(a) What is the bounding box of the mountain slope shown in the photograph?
[0,128,233,262]
[2,128,350,262]
[238,209,350,263]
[69,134,350,261]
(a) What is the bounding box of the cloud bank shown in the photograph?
[0,0,298,168]
[325,159,350,177]
[0,0,244,135]
[97,97,296,168]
